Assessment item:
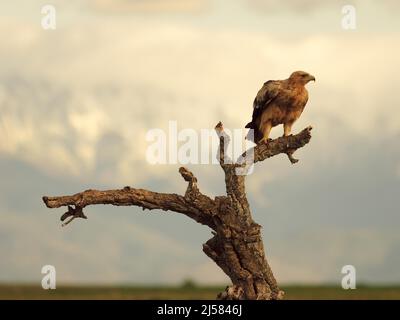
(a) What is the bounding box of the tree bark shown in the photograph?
[42,122,312,300]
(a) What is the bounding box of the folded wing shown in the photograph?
[245,80,283,129]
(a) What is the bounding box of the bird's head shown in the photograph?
[289,71,315,85]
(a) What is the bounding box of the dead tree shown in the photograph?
[42,122,312,300]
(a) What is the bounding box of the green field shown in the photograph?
[1,284,400,300]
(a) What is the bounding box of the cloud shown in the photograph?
[246,0,400,14]
[246,0,330,13]
[90,0,208,13]
[1,20,399,184]
[0,131,399,284]
[270,228,400,284]
[0,1,399,285]
[0,206,209,284]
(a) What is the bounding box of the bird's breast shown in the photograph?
[264,87,308,126]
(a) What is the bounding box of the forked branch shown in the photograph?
[42,121,313,300]
[43,167,216,228]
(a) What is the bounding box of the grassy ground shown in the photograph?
[1,284,400,300]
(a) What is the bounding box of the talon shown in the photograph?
[258,138,272,144]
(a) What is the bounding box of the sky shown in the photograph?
[0,0,399,286]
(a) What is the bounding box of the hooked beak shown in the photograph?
[308,75,316,82]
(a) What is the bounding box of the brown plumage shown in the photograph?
[245,71,315,143]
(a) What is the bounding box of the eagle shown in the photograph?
[245,71,315,143]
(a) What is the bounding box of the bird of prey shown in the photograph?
[245,71,315,143]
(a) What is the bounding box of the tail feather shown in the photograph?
[245,121,253,129]
[245,126,260,143]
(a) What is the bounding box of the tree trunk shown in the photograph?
[42,122,312,300]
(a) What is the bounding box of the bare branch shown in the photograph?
[60,205,87,227]
[179,167,219,223]
[43,169,216,228]
[215,121,234,171]
[179,166,199,196]
[42,120,313,300]
[215,122,312,168]
[242,126,312,165]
